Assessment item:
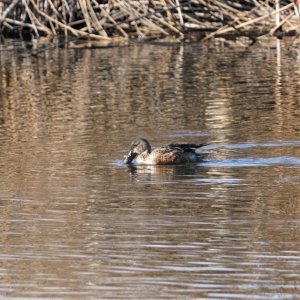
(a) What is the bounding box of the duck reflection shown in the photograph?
[126,163,205,182]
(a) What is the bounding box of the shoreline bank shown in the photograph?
[0,1,299,48]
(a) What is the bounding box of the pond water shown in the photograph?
[0,39,300,299]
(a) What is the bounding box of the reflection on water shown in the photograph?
[0,40,300,299]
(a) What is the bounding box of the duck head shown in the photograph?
[124,138,151,164]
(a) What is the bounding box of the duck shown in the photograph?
[124,138,207,165]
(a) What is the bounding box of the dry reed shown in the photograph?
[0,0,298,45]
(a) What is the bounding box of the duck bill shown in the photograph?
[124,150,137,164]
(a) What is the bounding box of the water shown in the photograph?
[0,39,300,299]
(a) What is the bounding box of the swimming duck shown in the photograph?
[124,138,207,165]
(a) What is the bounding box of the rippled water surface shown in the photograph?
[0,40,300,299]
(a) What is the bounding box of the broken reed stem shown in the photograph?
[86,0,107,36]
[205,2,294,39]
[175,0,184,26]
[22,0,40,37]
[30,0,110,39]
[275,0,280,28]
[203,4,262,41]
[160,0,172,24]
[151,13,184,37]
[79,0,92,33]
[270,10,295,35]
[93,0,128,38]
[62,0,68,38]
[3,17,44,31]
[230,3,294,31]
[0,0,18,24]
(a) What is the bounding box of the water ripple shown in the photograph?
[201,157,300,167]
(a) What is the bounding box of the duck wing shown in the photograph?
[166,143,207,152]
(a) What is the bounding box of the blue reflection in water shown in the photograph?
[206,140,300,150]
[201,157,300,167]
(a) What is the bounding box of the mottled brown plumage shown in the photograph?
[124,138,207,165]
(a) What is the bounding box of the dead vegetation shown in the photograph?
[0,0,299,45]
